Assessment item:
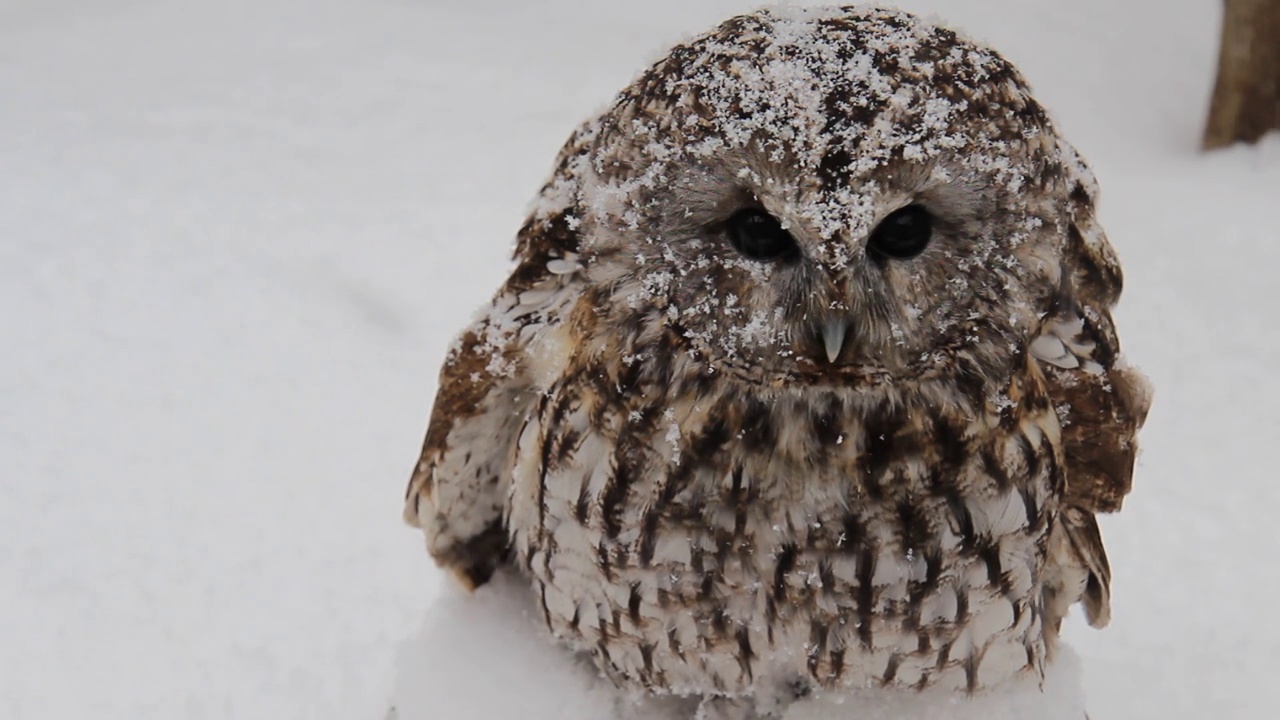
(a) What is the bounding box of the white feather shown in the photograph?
[1030,334,1079,369]
[546,258,581,275]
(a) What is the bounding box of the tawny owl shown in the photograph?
[404,6,1150,718]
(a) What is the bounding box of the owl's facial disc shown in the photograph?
[572,5,1081,387]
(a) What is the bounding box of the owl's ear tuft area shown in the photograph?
[1066,221,1123,310]
[513,115,597,269]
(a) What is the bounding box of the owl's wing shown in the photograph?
[402,124,593,589]
[1035,160,1152,630]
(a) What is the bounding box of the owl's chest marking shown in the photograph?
[507,360,1062,698]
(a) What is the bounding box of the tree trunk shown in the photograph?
[1203,0,1280,149]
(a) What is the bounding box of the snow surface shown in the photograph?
[2,1,1277,719]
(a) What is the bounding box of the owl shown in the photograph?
[405,6,1150,718]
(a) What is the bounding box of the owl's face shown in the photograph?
[568,7,1087,392]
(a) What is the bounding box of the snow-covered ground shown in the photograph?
[2,1,1277,718]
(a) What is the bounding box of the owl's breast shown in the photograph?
[507,370,1062,698]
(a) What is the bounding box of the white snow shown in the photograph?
[2,1,1277,719]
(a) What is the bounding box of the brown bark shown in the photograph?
[1203,0,1280,149]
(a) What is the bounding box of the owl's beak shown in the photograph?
[821,319,848,364]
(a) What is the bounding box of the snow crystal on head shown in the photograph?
[580,4,1065,265]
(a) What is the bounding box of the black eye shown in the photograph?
[724,208,799,261]
[867,205,933,260]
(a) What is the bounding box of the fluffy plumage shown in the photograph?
[404,6,1150,716]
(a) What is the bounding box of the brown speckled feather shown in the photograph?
[402,125,589,586]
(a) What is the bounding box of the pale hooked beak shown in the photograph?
[821,319,848,364]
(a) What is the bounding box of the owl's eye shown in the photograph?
[724,208,800,261]
[867,205,933,259]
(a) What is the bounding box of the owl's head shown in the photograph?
[534,6,1113,398]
